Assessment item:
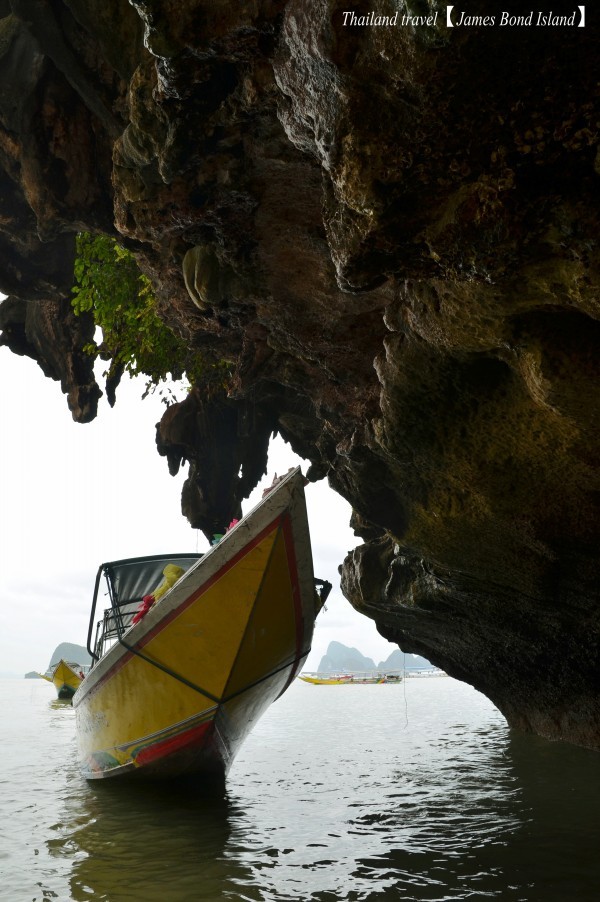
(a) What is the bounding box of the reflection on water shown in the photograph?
[62,779,239,901]
[49,698,74,711]
[502,732,600,901]
[3,679,600,901]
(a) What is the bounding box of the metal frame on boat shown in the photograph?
[73,468,330,781]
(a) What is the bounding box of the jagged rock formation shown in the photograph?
[0,2,599,748]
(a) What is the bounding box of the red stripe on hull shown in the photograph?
[135,719,214,767]
[278,512,305,695]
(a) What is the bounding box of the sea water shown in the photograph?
[1,676,600,901]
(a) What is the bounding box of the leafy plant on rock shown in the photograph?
[71,232,209,398]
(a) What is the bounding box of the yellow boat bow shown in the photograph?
[74,468,329,781]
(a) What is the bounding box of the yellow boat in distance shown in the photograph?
[40,659,89,699]
[299,672,403,685]
[73,468,331,781]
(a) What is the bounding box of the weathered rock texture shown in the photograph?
[0,1,599,748]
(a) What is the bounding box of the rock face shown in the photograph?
[47,642,91,670]
[317,642,434,673]
[318,641,377,674]
[377,649,434,673]
[0,2,599,747]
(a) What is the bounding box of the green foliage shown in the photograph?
[71,232,204,393]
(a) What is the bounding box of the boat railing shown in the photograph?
[93,601,140,660]
[86,553,203,663]
[314,579,332,611]
[65,661,92,675]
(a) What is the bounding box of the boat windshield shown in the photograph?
[88,553,202,662]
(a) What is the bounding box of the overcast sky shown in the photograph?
[0,344,397,676]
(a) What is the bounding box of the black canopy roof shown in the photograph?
[101,553,202,606]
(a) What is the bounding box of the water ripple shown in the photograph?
[3,678,600,901]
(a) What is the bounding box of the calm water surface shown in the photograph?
[1,677,599,901]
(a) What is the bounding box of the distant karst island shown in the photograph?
[24,642,92,678]
[317,641,436,674]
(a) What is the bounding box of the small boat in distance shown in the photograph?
[73,468,330,781]
[299,671,403,685]
[40,660,89,699]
